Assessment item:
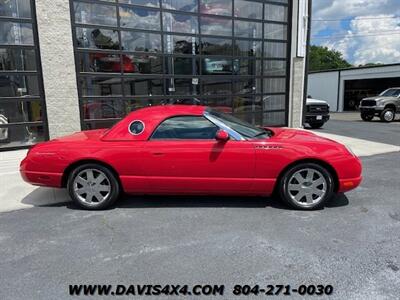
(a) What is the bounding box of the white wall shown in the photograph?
[307,71,339,111]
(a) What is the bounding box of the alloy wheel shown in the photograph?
[73,168,111,205]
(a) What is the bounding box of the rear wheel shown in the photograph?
[361,113,374,121]
[308,122,324,129]
[279,163,334,210]
[380,108,395,122]
[67,163,120,210]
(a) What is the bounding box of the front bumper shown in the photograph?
[359,106,384,113]
[305,114,330,123]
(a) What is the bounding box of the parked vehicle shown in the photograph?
[305,97,330,129]
[359,88,400,122]
[20,105,362,210]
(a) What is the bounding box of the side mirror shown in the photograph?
[215,130,229,142]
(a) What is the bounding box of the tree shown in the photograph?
[308,45,352,72]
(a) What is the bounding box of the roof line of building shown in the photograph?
[308,62,400,74]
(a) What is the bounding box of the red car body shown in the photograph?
[20,105,362,198]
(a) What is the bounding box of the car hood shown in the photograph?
[306,98,328,105]
[362,96,394,101]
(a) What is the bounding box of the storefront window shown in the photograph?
[71,0,290,129]
[0,0,47,149]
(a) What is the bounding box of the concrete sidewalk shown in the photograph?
[0,133,399,213]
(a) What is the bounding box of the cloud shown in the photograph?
[311,0,400,65]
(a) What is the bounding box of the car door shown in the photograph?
[143,115,255,194]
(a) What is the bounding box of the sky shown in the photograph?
[311,0,400,66]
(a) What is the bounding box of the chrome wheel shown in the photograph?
[73,168,111,205]
[287,168,327,207]
[384,110,394,121]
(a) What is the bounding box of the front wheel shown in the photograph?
[361,113,374,121]
[279,163,335,210]
[67,163,120,210]
[380,108,395,122]
[308,122,324,129]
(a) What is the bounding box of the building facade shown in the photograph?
[0,0,308,150]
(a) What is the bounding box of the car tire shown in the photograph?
[67,163,120,210]
[308,122,324,129]
[279,163,335,210]
[361,113,374,121]
[380,108,395,122]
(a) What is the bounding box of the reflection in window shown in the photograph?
[82,99,125,120]
[0,125,45,148]
[0,48,36,71]
[233,79,256,94]
[120,0,160,7]
[0,0,31,18]
[163,12,198,34]
[78,52,121,73]
[237,59,261,76]
[202,96,232,112]
[79,76,123,96]
[263,78,286,94]
[200,16,232,36]
[74,1,117,26]
[162,0,197,12]
[203,78,231,95]
[200,0,232,16]
[233,95,261,113]
[0,75,39,97]
[0,22,33,45]
[152,116,218,139]
[201,37,232,56]
[265,4,287,22]
[0,100,42,123]
[264,23,287,40]
[234,39,261,57]
[166,57,199,75]
[264,42,286,58]
[235,0,262,19]
[234,20,262,39]
[264,60,286,76]
[164,35,199,54]
[76,28,119,50]
[202,58,236,75]
[121,31,161,52]
[167,78,199,95]
[263,111,285,126]
[123,78,163,96]
[263,94,286,111]
[125,54,163,74]
[120,6,160,30]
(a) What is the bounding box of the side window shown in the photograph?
[151,116,218,140]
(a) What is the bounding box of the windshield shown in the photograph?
[206,109,269,139]
[379,88,400,97]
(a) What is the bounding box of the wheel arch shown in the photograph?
[385,103,396,112]
[61,159,123,191]
[273,158,339,194]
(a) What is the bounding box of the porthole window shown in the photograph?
[129,120,145,135]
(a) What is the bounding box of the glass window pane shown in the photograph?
[0,124,45,148]
[0,48,36,71]
[203,78,231,95]
[264,23,287,40]
[119,0,160,7]
[237,59,261,76]
[120,6,160,30]
[123,78,164,96]
[166,57,199,75]
[201,57,234,75]
[166,78,200,95]
[126,98,163,111]
[121,31,161,52]
[200,0,232,16]
[263,94,286,111]
[233,78,259,94]
[79,76,122,96]
[163,12,198,34]
[152,116,218,139]
[74,1,117,27]
[164,35,199,54]
[234,39,261,57]
[75,27,119,50]
[162,0,197,12]
[263,111,285,126]
[234,20,262,39]
[235,0,262,19]
[265,4,287,22]
[202,96,232,112]
[0,100,43,123]
[264,60,286,76]
[263,78,286,93]
[78,52,121,73]
[82,99,125,120]
[0,0,31,18]
[0,75,39,97]
[233,95,262,113]
[0,21,33,45]
[264,42,286,58]
[125,54,163,74]
[201,37,232,56]
[200,16,232,36]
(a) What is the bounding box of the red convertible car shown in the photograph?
[20,106,362,210]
